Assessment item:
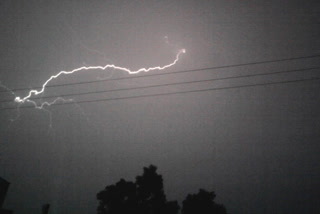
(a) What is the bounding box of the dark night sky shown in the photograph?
[1,1,320,213]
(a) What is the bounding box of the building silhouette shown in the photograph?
[0,177,12,214]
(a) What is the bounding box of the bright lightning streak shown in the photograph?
[14,49,186,109]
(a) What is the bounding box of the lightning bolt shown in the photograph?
[14,49,186,109]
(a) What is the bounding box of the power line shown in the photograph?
[0,66,318,103]
[2,76,319,111]
[1,53,320,93]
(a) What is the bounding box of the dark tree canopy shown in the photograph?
[97,165,227,214]
[97,165,179,214]
[97,179,137,214]
[182,189,227,214]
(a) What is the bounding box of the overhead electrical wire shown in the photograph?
[2,75,319,111]
[0,66,318,104]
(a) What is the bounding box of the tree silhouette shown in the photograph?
[97,165,227,214]
[182,189,227,214]
[97,179,137,214]
[97,165,179,214]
